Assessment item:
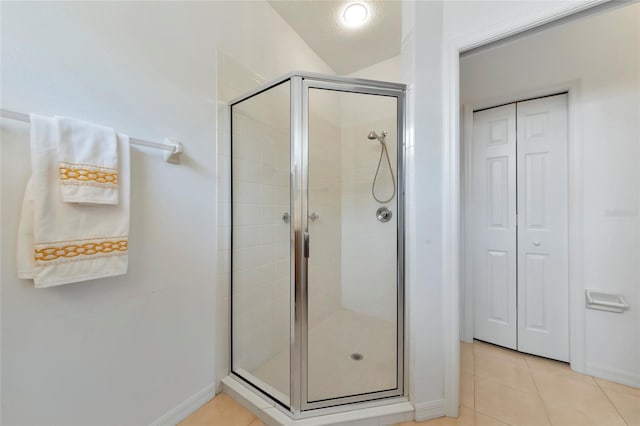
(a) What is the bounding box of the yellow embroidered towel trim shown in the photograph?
[58,162,118,187]
[34,237,128,263]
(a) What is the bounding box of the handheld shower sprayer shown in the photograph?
[367,130,396,204]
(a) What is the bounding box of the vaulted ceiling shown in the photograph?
[268,0,401,75]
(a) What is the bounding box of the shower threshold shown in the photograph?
[222,374,413,425]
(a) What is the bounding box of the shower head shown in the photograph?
[367,130,387,143]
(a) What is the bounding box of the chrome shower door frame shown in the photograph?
[229,72,406,417]
[294,77,406,413]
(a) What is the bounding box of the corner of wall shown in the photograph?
[149,384,216,426]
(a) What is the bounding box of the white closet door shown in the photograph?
[472,104,517,349]
[516,94,569,361]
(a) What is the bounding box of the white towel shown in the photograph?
[57,116,119,205]
[17,114,130,288]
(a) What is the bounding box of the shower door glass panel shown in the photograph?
[306,88,399,403]
[231,81,291,406]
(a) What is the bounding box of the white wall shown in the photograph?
[0,2,332,425]
[349,55,402,82]
[443,1,575,41]
[460,3,640,387]
[402,0,447,411]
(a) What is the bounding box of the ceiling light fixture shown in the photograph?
[342,2,369,28]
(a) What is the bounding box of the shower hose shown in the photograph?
[372,141,396,204]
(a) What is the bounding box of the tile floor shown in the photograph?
[180,340,640,426]
[179,394,264,426]
[397,340,639,426]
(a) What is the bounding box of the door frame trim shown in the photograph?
[442,3,608,415]
[460,82,584,369]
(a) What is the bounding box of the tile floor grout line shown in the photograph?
[472,343,515,426]
[527,365,554,426]
[594,378,630,426]
[472,395,515,425]
[521,347,559,426]
[474,369,541,397]
[522,350,628,426]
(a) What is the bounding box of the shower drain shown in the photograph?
[350,353,363,361]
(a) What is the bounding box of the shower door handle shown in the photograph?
[303,232,310,258]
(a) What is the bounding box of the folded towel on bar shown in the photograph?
[57,116,118,205]
[17,114,130,288]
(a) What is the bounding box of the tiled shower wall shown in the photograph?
[340,94,399,323]
[230,83,291,374]
[217,59,399,383]
[307,90,344,328]
[216,53,267,383]
[218,59,344,381]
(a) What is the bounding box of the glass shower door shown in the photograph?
[302,83,404,408]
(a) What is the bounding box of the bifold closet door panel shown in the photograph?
[472,104,518,350]
[516,94,569,362]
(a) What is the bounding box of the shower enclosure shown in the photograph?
[229,72,405,416]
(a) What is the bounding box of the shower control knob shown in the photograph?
[376,207,392,223]
[309,212,319,222]
[282,212,290,224]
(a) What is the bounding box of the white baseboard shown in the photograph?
[150,384,216,426]
[585,363,640,388]
[414,399,445,422]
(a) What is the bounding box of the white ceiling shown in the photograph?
[268,0,401,75]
